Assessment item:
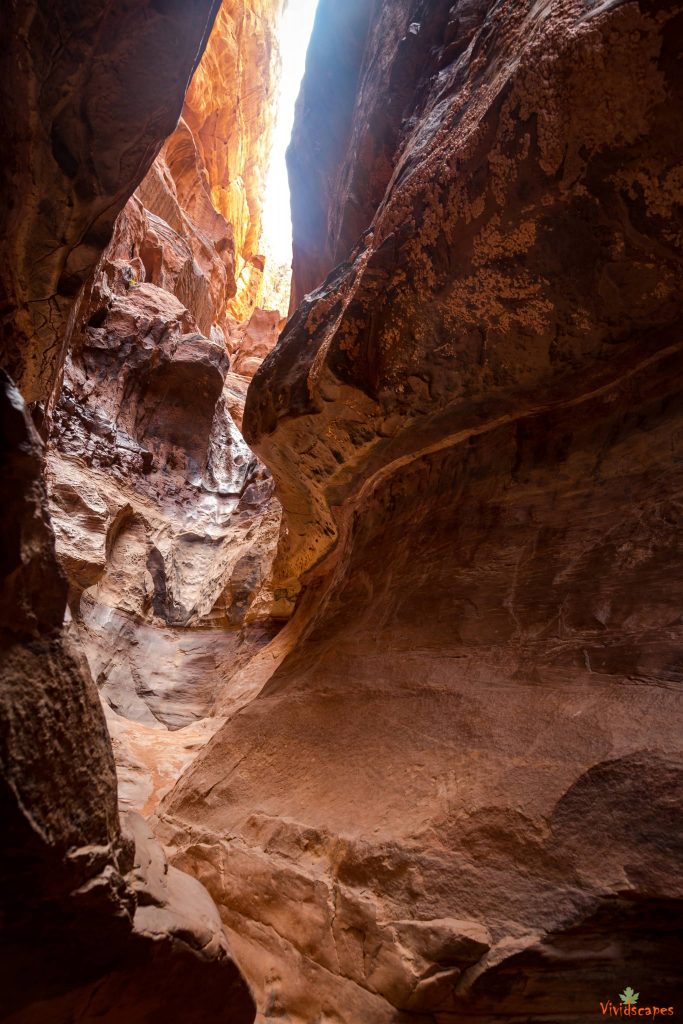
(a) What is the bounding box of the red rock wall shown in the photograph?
[184,0,284,319]
[43,0,287,812]
[0,250,255,1024]
[5,0,683,1020]
[135,0,285,330]
[159,1,683,1020]
[0,2,261,1019]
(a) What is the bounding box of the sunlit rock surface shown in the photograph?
[183,0,285,320]
[158,1,683,1021]
[229,308,283,378]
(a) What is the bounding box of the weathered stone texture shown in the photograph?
[0,375,254,1023]
[0,0,222,402]
[159,1,683,1020]
[42,0,286,812]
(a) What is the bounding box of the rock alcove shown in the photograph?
[1,1,683,1023]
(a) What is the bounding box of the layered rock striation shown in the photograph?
[158,1,683,1021]
[4,0,683,1021]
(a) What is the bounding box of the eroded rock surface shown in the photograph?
[46,210,283,811]
[42,0,287,813]
[0,0,286,1015]
[157,1,683,1020]
[0,374,254,1023]
[229,308,283,378]
[180,0,285,320]
[5,0,683,1020]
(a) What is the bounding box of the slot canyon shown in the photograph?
[1,0,683,1021]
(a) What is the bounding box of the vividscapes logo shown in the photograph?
[600,987,675,1017]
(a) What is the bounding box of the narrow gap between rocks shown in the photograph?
[44,0,319,819]
[4,2,682,1022]
[260,0,319,316]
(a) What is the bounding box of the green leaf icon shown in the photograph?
[619,987,639,1006]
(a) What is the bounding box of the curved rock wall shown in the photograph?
[5,0,683,1020]
[1,336,254,1023]
[158,1,683,1020]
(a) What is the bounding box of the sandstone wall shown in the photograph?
[45,0,286,814]
[159,1,683,1020]
[0,2,266,1019]
[5,0,683,1020]
[139,0,285,326]
[185,0,284,320]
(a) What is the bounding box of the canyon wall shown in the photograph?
[160,0,285,322]
[45,0,285,814]
[0,0,220,405]
[158,1,683,1021]
[0,0,282,1019]
[286,0,376,310]
[3,1,683,1022]
[1,372,254,1024]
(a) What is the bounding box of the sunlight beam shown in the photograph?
[260,0,319,277]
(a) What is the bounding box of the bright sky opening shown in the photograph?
[260,0,319,267]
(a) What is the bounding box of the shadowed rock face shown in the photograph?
[158,1,683,1020]
[287,0,376,310]
[250,0,683,592]
[0,0,223,403]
